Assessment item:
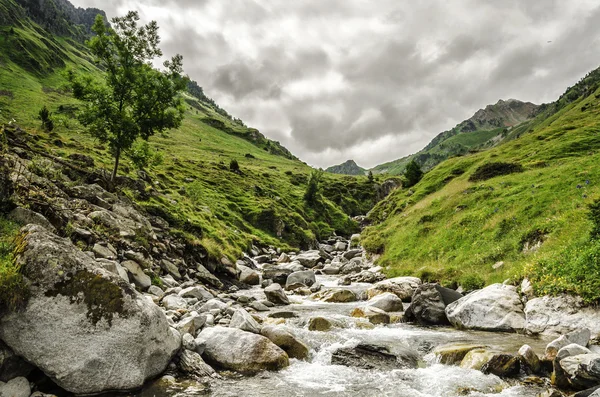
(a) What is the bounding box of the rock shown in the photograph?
[460,348,498,371]
[0,341,34,382]
[481,353,521,377]
[263,267,293,285]
[519,344,541,374]
[433,343,486,365]
[351,307,390,325]
[285,270,316,290]
[445,284,525,332]
[340,258,363,275]
[195,263,223,289]
[179,286,213,301]
[250,301,270,312]
[178,349,216,378]
[121,260,151,290]
[557,354,600,390]
[539,390,566,397]
[308,317,332,331]
[230,308,261,334]
[182,333,196,351]
[367,292,404,312]
[268,311,298,319]
[198,299,228,313]
[238,265,260,285]
[350,233,361,247]
[546,329,591,360]
[0,377,30,397]
[322,264,341,275]
[525,295,600,339]
[343,249,362,260]
[160,259,182,280]
[260,325,310,360]
[264,283,290,305]
[197,326,289,373]
[294,251,323,268]
[322,289,357,303]
[277,253,291,263]
[162,294,188,311]
[521,278,534,298]
[334,241,347,251]
[254,255,271,264]
[8,207,55,232]
[368,277,422,301]
[319,244,334,254]
[346,270,385,284]
[404,283,462,325]
[556,344,592,361]
[331,344,418,370]
[0,225,181,395]
[175,313,206,336]
[92,243,117,260]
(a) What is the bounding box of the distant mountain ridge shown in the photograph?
[372,99,540,175]
[326,160,366,175]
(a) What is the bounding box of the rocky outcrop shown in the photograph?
[0,225,180,395]
[197,326,289,373]
[404,283,462,325]
[556,354,600,390]
[445,284,525,332]
[524,295,600,339]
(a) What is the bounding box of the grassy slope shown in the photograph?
[362,84,600,299]
[0,0,378,261]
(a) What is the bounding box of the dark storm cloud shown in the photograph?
[71,0,600,168]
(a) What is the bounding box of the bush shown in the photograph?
[229,159,240,172]
[403,160,423,188]
[469,162,524,182]
[459,274,485,291]
[38,105,54,132]
[304,169,323,204]
[589,198,600,240]
[127,141,163,170]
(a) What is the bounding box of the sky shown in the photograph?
[70,0,600,169]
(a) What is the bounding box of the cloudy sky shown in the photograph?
[71,0,600,168]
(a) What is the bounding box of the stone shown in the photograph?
[525,295,600,339]
[179,286,213,301]
[198,299,228,313]
[433,343,486,365]
[367,292,404,312]
[178,349,216,378]
[92,243,117,260]
[230,308,261,334]
[161,259,182,280]
[322,264,341,275]
[346,270,385,284]
[481,354,521,377]
[343,249,362,260]
[556,344,592,361]
[308,317,332,331]
[8,207,55,232]
[254,255,271,264]
[175,313,206,336]
[322,289,357,303]
[546,329,591,360]
[182,333,196,351]
[250,301,270,312]
[0,377,30,397]
[331,344,418,370]
[285,270,316,290]
[195,263,223,289]
[340,258,363,275]
[121,260,151,290]
[0,225,181,395]
[262,267,293,285]
[521,278,534,298]
[238,265,260,285]
[294,251,323,268]
[460,349,498,371]
[404,283,462,325]
[162,294,188,311]
[197,326,288,373]
[367,277,422,301]
[334,241,347,251]
[277,253,291,263]
[264,283,290,305]
[558,354,600,390]
[518,344,541,374]
[0,341,34,382]
[445,284,525,332]
[260,325,310,360]
[268,311,298,319]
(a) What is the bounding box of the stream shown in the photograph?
[139,271,552,397]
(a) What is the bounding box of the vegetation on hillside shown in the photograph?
[362,79,600,301]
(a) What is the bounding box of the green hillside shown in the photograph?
[326,159,366,176]
[371,99,539,175]
[362,71,600,301]
[0,0,379,261]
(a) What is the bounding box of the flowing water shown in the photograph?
[139,274,551,397]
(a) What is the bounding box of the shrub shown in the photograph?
[459,274,485,291]
[589,198,600,240]
[38,105,54,132]
[304,169,323,204]
[403,160,423,188]
[128,141,163,170]
[469,162,524,182]
[229,159,240,172]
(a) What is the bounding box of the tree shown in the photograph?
[229,159,240,173]
[304,168,323,204]
[69,11,186,181]
[404,160,423,188]
[367,170,374,183]
[38,106,54,132]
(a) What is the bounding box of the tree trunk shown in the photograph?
[111,147,121,182]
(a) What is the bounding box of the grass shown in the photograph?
[363,82,600,300]
[0,216,28,312]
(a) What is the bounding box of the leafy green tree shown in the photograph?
[404,160,423,188]
[38,106,54,132]
[304,168,323,204]
[69,11,186,181]
[367,170,374,183]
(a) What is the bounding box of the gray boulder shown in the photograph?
[445,284,525,332]
[367,292,404,312]
[260,325,310,360]
[8,207,55,232]
[0,225,180,395]
[367,277,421,301]
[294,251,323,268]
[179,286,213,301]
[405,283,462,325]
[262,267,293,285]
[264,283,290,305]
[558,354,600,390]
[230,308,261,334]
[121,260,151,290]
[0,377,30,397]
[525,295,600,339]
[197,326,289,373]
[285,270,316,290]
[331,344,418,370]
[238,265,260,285]
[343,249,362,260]
[178,350,216,378]
[162,294,188,311]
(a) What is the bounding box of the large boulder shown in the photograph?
[331,344,418,370]
[322,289,357,303]
[238,265,260,285]
[445,284,525,332]
[294,251,323,268]
[367,277,421,301]
[285,270,316,290]
[367,292,404,312]
[404,283,462,325]
[260,325,310,360]
[230,308,261,334]
[557,354,600,390]
[0,341,34,382]
[525,295,600,339]
[197,326,289,373]
[262,267,293,285]
[0,225,180,395]
[264,283,290,305]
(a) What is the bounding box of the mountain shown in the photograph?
[371,99,539,175]
[362,65,600,302]
[326,159,366,176]
[0,0,379,262]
